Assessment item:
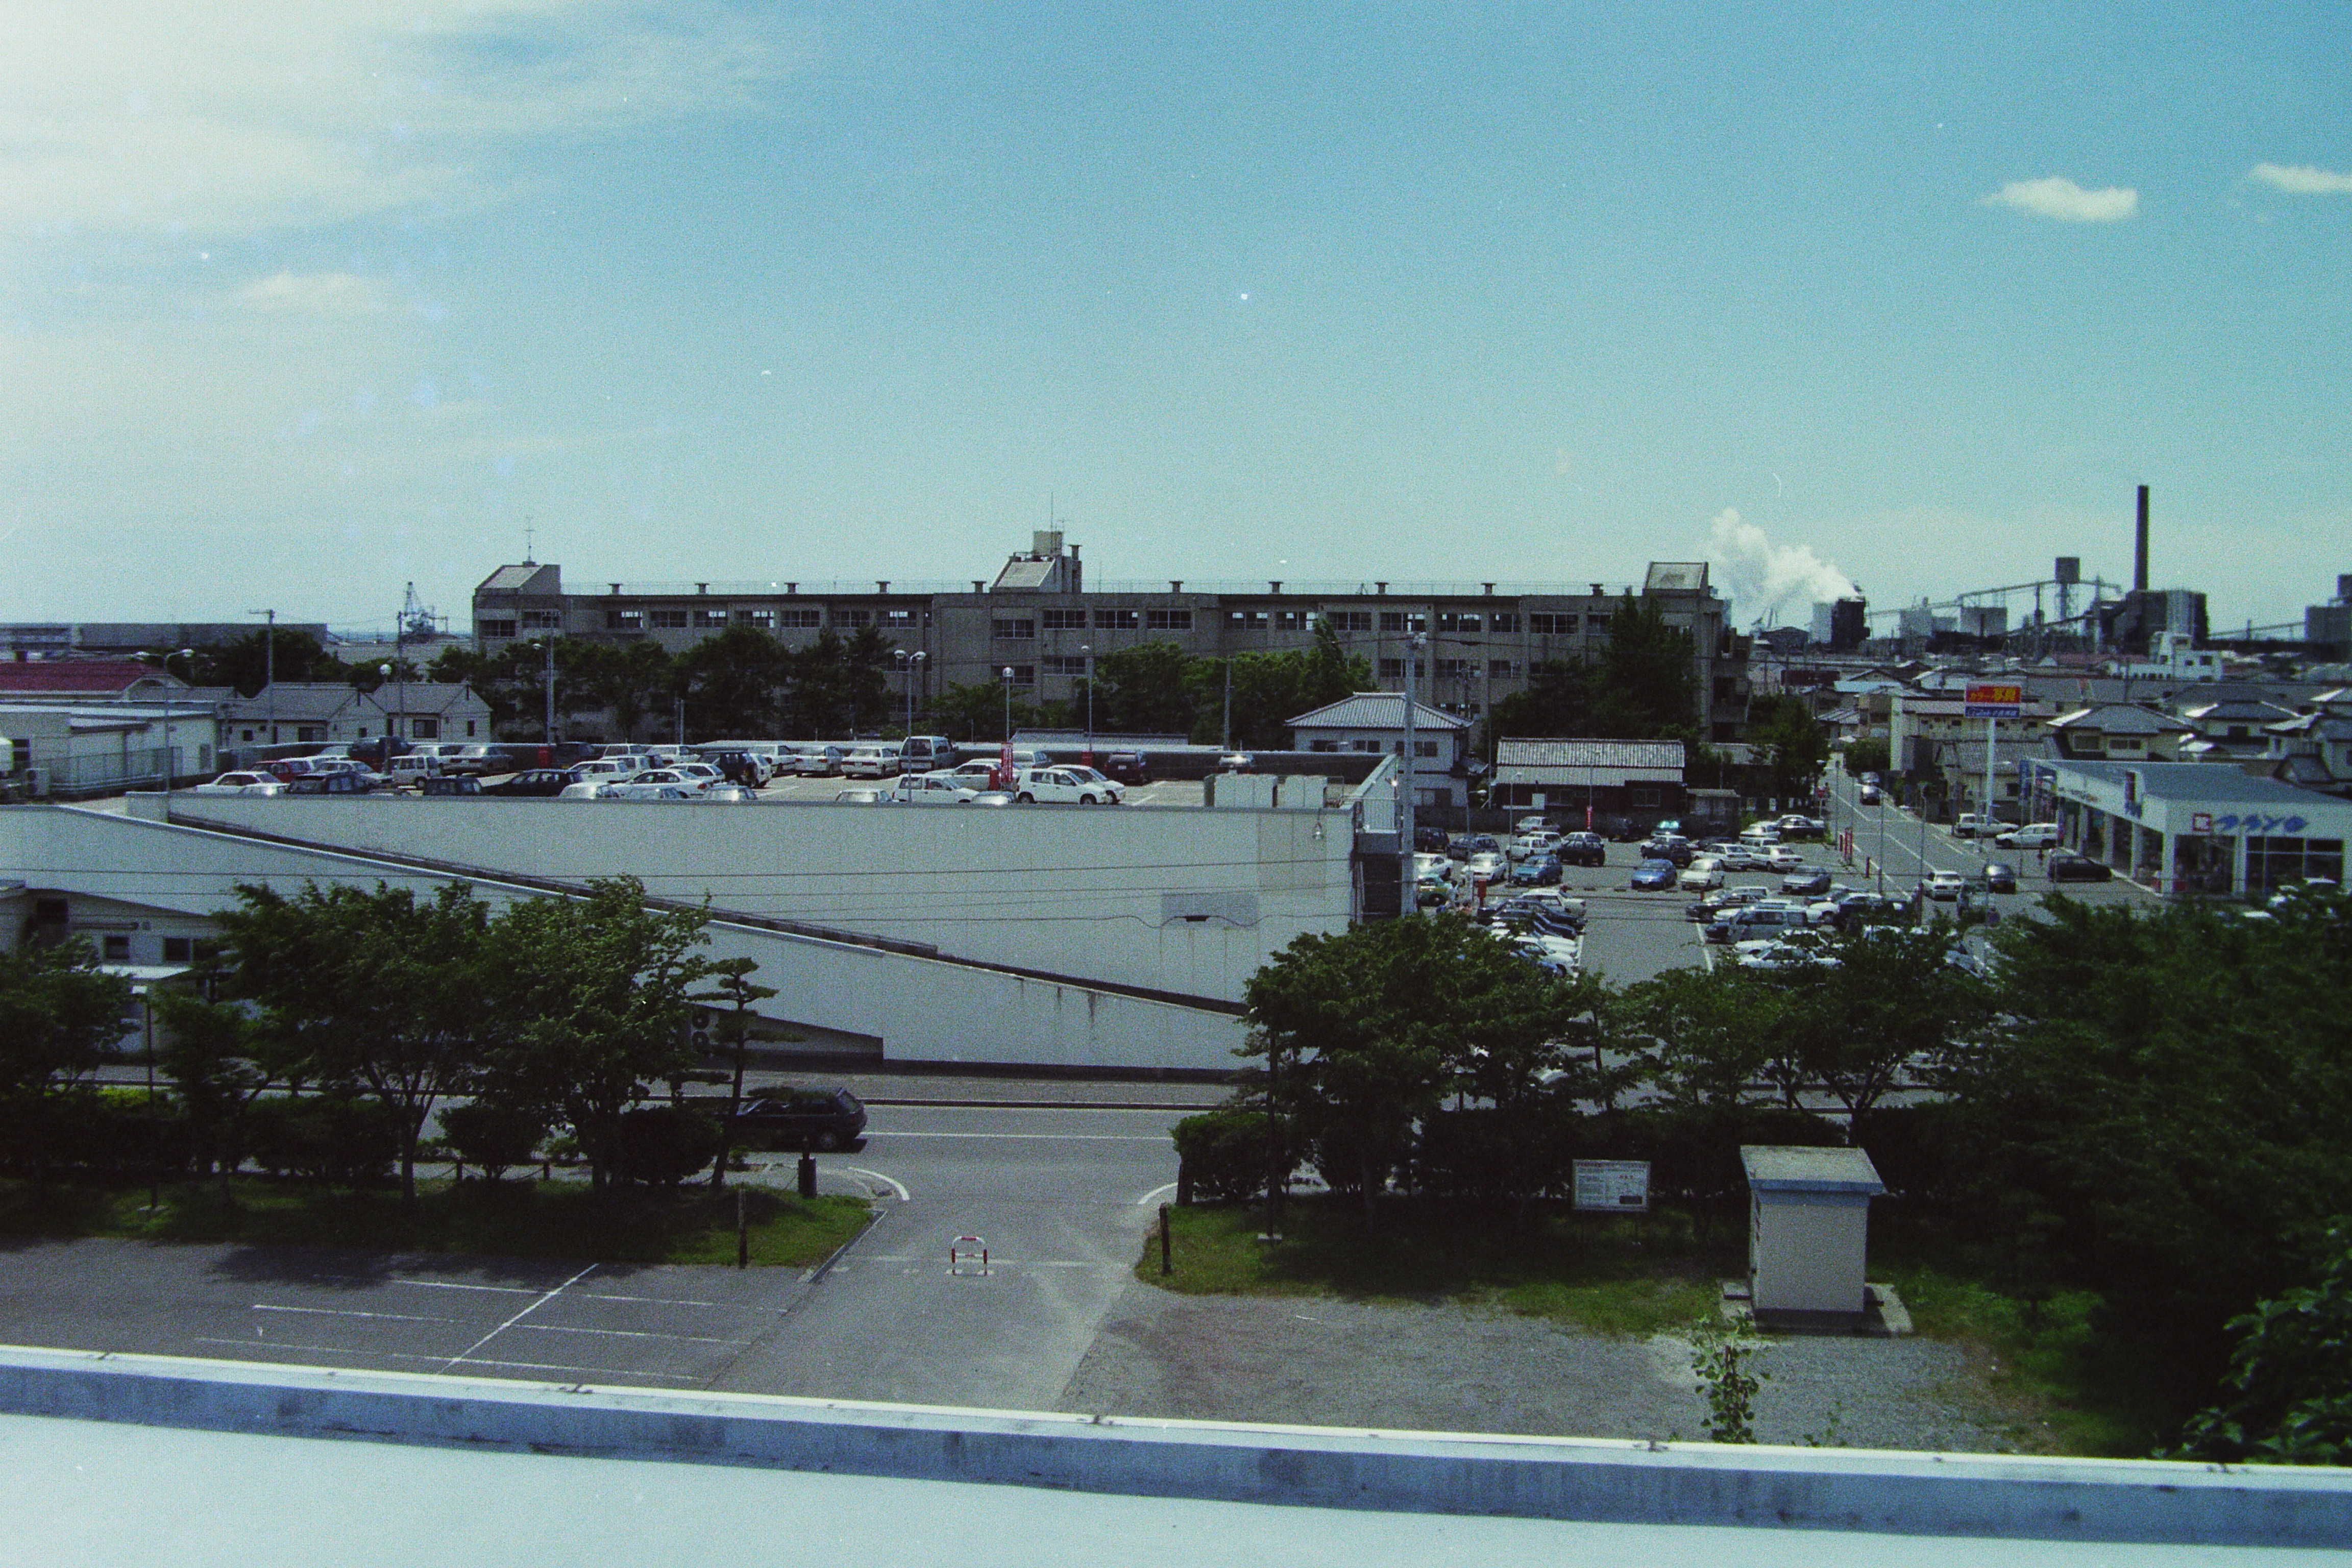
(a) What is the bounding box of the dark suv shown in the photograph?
[731,1088,867,1151]
[1099,752,1149,785]
[1557,831,1606,867]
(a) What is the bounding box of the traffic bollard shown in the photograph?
[736,1188,749,1269]
[1159,1203,1173,1276]
[797,1152,817,1199]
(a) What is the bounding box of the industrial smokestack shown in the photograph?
[2134,484,2149,594]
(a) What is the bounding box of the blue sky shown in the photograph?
[4,3,2346,635]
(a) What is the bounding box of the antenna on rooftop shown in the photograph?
[523,516,536,565]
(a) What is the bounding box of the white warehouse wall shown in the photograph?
[2,807,1246,1074]
[141,795,1357,1004]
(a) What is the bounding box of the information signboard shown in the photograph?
[1964,683,2023,719]
[1572,1159,1651,1213]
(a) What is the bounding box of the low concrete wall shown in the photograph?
[0,1348,2344,1546]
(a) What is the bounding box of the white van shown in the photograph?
[1014,765,1124,805]
[897,734,957,772]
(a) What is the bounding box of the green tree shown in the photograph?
[169,630,349,696]
[2180,1230,2352,1464]
[1590,595,1699,738]
[1745,695,1830,799]
[1193,620,1369,749]
[0,939,134,1105]
[477,879,714,1190]
[1078,641,1198,737]
[1612,966,1765,1112]
[215,881,492,1203]
[676,625,790,738]
[1242,915,1587,1210]
[691,957,777,1189]
[1843,737,1890,780]
[1486,659,1595,745]
[928,679,1042,742]
[150,989,284,1193]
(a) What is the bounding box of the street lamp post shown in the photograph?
[1081,643,1093,767]
[1400,632,1425,919]
[998,666,1016,790]
[895,649,927,737]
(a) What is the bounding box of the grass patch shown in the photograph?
[1146,1196,1736,1338]
[0,1176,871,1269]
[1877,1259,2171,1457]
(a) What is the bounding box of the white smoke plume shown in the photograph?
[1705,508,1856,625]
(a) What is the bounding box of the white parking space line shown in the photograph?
[442,1262,596,1372]
[572,1292,736,1310]
[499,1323,747,1346]
[1134,1181,1179,1207]
[193,1338,705,1384]
[390,1278,544,1296]
[251,1304,456,1325]
[839,1165,910,1200]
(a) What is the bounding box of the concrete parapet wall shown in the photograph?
[0,1347,2344,1547]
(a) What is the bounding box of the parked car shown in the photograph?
[1760,845,1805,872]
[1738,822,1782,845]
[730,1088,867,1152]
[557,780,620,799]
[1215,752,1254,772]
[2047,850,2113,883]
[839,745,901,779]
[1456,835,1502,861]
[1781,867,1834,896]
[482,769,577,797]
[1464,850,1509,884]
[793,745,849,777]
[1414,824,1452,853]
[1996,823,2061,850]
[1099,752,1150,786]
[1981,861,2019,894]
[893,772,981,804]
[1687,885,1768,922]
[1638,836,1694,867]
[832,787,891,803]
[961,791,1018,806]
[1775,815,1827,841]
[1826,891,1903,928]
[1556,831,1606,868]
[1708,843,1763,871]
[422,775,485,797]
[286,770,378,795]
[699,749,773,788]
[1629,859,1679,891]
[1508,828,1563,861]
[1509,854,1563,887]
[1952,813,2000,840]
[1923,870,1966,900]
[191,771,285,796]
[440,744,506,777]
[1677,857,1725,891]
[1014,766,1124,805]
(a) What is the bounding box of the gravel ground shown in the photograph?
[1056,1283,2017,1451]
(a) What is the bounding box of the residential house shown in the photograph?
[2044,704,2195,763]
[1287,693,1470,809]
[2174,696,2301,763]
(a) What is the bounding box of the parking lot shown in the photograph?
[0,1099,1187,1408]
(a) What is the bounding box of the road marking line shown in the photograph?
[252,1304,455,1325]
[839,1165,910,1201]
[391,1278,545,1296]
[573,1292,732,1309]
[498,1322,747,1345]
[442,1262,596,1371]
[1135,1181,1179,1206]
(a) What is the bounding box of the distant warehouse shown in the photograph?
[470,536,1749,741]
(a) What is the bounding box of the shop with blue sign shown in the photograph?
[2046,760,2348,898]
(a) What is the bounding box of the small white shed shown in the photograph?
[1741,1145,1885,1322]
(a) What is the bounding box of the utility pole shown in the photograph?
[247,608,277,749]
[543,634,557,744]
[1221,657,1233,752]
[1400,632,1424,919]
[391,595,407,756]
[1081,643,1093,767]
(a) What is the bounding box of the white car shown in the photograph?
[608,782,699,801]
[1508,829,1563,861]
[1014,766,1123,804]
[1512,815,1552,835]
[893,772,981,804]
[1924,870,1966,900]
[839,746,900,779]
[833,787,890,803]
[557,781,622,799]
[1711,844,1766,871]
[1997,823,2061,850]
[794,746,848,777]
[1739,823,1782,846]
[1677,856,1725,891]
[1761,845,1805,871]
[1464,851,1508,883]
[192,770,285,796]
[569,758,637,784]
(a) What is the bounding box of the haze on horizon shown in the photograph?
[3,4,2346,635]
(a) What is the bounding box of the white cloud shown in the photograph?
[2251,162,2352,195]
[0,2,804,240]
[1705,508,1855,625]
[1982,177,2139,223]
[239,272,388,315]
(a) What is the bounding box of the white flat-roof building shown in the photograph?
[2045,759,2350,898]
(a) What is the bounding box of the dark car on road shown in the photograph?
[730,1088,867,1151]
[1981,861,2019,894]
[1638,836,1694,867]
[482,769,577,797]
[1099,752,1150,785]
[2046,851,2113,883]
[1629,858,1678,891]
[1781,868,1833,896]
[1557,831,1607,868]
[286,770,378,795]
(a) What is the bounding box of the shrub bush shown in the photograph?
[241,1096,403,1187]
[1170,1108,1276,1204]
[439,1101,551,1180]
[0,1090,194,1181]
[610,1106,722,1189]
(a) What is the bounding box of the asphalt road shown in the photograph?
[0,1101,1184,1410]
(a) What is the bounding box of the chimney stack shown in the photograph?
[2134,484,2150,594]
